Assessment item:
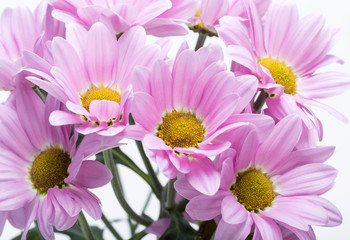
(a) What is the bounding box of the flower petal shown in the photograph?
[221,195,248,224]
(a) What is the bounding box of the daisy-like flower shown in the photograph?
[216,0,350,148]
[49,0,198,36]
[26,22,160,136]
[0,2,65,91]
[188,0,270,36]
[130,43,274,195]
[0,84,121,240]
[176,115,341,240]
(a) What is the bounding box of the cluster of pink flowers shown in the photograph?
[0,0,348,239]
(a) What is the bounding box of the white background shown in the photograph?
[0,0,350,239]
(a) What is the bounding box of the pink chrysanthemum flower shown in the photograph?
[0,2,65,91]
[130,43,274,195]
[188,0,270,36]
[49,0,198,36]
[176,115,341,240]
[27,22,160,136]
[217,0,350,148]
[0,84,121,240]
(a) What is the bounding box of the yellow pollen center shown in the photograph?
[81,86,121,112]
[157,111,205,149]
[195,8,201,17]
[231,168,275,212]
[30,148,71,193]
[259,58,297,95]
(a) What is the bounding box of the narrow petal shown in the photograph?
[49,110,84,126]
[298,72,350,99]
[221,195,248,224]
[186,190,229,221]
[215,216,253,240]
[252,213,282,240]
[185,157,220,196]
[255,115,302,172]
[131,92,161,132]
[50,187,81,217]
[169,152,191,174]
[174,176,201,200]
[275,163,337,196]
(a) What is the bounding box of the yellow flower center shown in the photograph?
[30,147,71,193]
[81,86,121,112]
[230,168,275,212]
[259,58,297,95]
[157,111,205,149]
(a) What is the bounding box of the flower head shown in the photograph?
[27,22,161,136]
[188,0,270,36]
[0,2,65,91]
[0,84,121,239]
[176,115,341,239]
[49,0,198,36]
[130,43,274,194]
[217,0,350,148]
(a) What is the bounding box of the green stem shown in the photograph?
[77,212,95,240]
[195,32,207,51]
[165,179,176,210]
[130,230,147,240]
[34,221,45,240]
[253,90,268,112]
[129,115,163,198]
[101,213,123,240]
[112,148,158,197]
[33,86,47,103]
[135,139,162,198]
[104,150,153,226]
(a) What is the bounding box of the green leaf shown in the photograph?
[159,212,198,240]
[55,223,104,240]
[12,228,43,240]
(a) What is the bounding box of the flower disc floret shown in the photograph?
[231,168,275,212]
[30,147,71,193]
[259,58,297,95]
[157,111,205,149]
[81,86,121,112]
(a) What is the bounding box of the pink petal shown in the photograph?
[215,216,253,240]
[255,115,302,172]
[172,49,201,109]
[143,134,172,151]
[261,196,328,230]
[73,160,112,188]
[186,190,229,221]
[298,72,350,98]
[89,100,119,122]
[275,163,337,196]
[185,157,220,196]
[169,152,191,174]
[272,146,335,175]
[21,199,39,240]
[0,212,7,235]
[252,213,282,240]
[51,37,88,92]
[49,110,84,126]
[221,195,248,224]
[50,187,81,217]
[131,92,161,132]
[0,181,36,211]
[201,0,229,25]
[149,59,173,111]
[83,22,118,86]
[67,186,101,220]
[15,84,46,150]
[174,176,201,200]
[232,75,258,112]
[37,196,55,239]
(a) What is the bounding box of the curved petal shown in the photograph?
[252,213,282,240]
[221,195,248,224]
[185,157,220,196]
[275,163,337,196]
[186,190,229,221]
[255,115,302,172]
[73,160,112,189]
[215,216,253,240]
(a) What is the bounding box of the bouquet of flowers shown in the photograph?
[0,0,349,239]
